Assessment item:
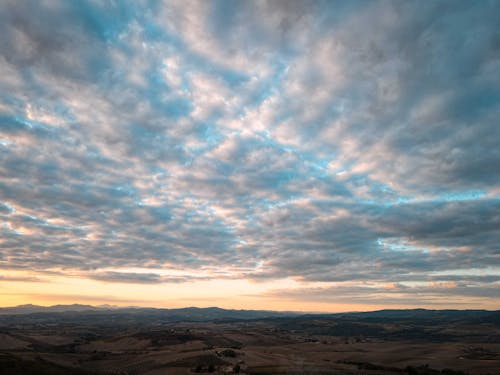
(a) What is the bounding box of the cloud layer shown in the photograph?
[1,0,499,308]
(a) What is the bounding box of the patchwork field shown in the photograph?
[0,308,498,374]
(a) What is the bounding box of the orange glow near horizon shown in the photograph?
[1,270,499,312]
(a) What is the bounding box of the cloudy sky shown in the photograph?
[0,0,499,311]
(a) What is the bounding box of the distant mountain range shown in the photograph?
[0,304,101,314]
[0,304,296,320]
[0,304,498,322]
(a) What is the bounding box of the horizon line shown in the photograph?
[2,303,499,314]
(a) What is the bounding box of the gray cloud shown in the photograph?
[266,281,500,306]
[87,271,205,284]
[0,275,42,282]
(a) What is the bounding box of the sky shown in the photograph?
[0,0,499,312]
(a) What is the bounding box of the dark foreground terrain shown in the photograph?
[0,306,499,374]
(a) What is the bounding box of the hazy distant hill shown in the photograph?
[0,304,100,314]
[0,304,296,320]
[320,308,499,320]
[1,305,498,326]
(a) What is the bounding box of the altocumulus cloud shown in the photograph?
[0,0,499,306]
